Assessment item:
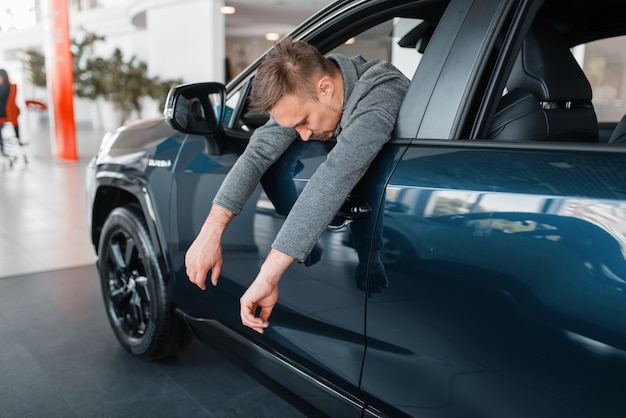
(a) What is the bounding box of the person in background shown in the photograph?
[0,69,23,155]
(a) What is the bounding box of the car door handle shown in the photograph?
[337,196,372,220]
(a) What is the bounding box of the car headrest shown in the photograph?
[190,99,206,120]
[507,21,592,103]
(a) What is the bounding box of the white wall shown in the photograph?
[143,0,225,83]
[0,0,227,129]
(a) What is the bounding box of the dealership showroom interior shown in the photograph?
[3,0,626,416]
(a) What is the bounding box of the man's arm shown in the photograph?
[213,118,298,215]
[186,119,297,289]
[239,68,409,333]
[186,204,234,289]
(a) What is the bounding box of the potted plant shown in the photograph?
[23,29,181,129]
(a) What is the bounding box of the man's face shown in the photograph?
[270,92,342,141]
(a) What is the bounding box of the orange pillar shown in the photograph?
[43,0,77,161]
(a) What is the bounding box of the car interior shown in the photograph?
[487,21,599,142]
[334,0,626,145]
[225,0,626,146]
[521,0,626,144]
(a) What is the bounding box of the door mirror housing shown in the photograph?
[164,82,226,135]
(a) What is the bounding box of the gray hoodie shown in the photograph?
[214,54,409,262]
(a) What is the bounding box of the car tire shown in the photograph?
[97,206,190,360]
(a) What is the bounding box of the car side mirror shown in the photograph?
[164,82,226,135]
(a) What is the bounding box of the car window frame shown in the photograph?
[468,1,626,148]
[223,0,453,144]
[403,0,518,141]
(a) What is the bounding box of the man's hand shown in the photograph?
[185,204,234,289]
[240,276,278,333]
[240,249,294,333]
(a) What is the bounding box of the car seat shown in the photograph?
[488,21,598,142]
[187,97,214,131]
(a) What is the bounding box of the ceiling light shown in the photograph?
[345,37,355,45]
[220,6,236,14]
[265,32,281,42]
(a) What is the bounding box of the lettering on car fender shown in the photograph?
[148,159,172,168]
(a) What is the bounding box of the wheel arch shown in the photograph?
[90,172,171,280]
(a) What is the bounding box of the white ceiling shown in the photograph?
[224,0,336,38]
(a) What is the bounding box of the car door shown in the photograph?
[167,1,445,412]
[360,0,626,417]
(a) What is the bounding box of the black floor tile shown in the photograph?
[0,265,304,418]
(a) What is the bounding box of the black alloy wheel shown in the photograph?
[98,206,189,360]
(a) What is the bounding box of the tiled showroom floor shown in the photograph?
[0,125,304,417]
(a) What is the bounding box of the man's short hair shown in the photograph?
[249,37,339,112]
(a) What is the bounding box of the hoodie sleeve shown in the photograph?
[271,69,409,262]
[213,117,298,215]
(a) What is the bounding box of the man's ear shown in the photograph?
[317,77,334,97]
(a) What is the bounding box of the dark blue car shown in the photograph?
[87,0,626,416]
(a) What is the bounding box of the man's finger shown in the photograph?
[242,313,267,334]
[245,321,268,334]
[258,305,274,323]
[241,301,269,332]
[210,265,221,287]
[240,301,259,324]
[194,272,207,290]
[251,326,265,334]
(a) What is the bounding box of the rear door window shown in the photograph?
[328,17,425,80]
[578,35,626,123]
